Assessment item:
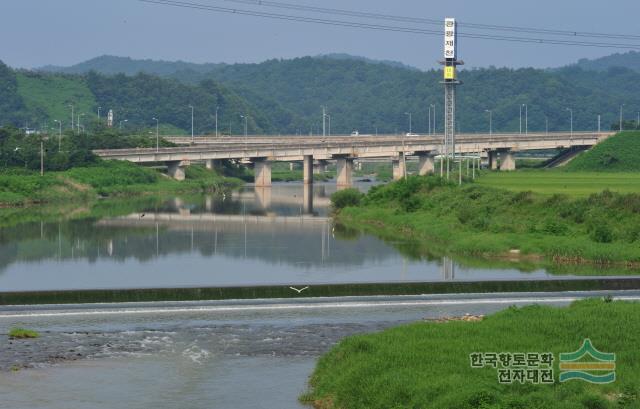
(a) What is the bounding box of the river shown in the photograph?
[1,181,638,408]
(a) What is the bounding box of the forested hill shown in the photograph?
[4,54,640,135]
[0,60,295,134]
[571,51,640,73]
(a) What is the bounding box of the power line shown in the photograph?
[180,0,640,41]
[138,0,640,50]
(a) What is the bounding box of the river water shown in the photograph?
[1,181,638,408]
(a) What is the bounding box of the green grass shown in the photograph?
[302,299,640,409]
[16,72,97,124]
[567,131,640,172]
[476,171,640,197]
[0,161,241,206]
[8,327,40,339]
[334,175,640,266]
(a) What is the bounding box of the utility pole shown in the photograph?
[440,17,462,180]
[189,105,194,142]
[566,108,573,140]
[215,106,219,137]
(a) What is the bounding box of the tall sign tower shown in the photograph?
[107,109,114,128]
[440,18,463,179]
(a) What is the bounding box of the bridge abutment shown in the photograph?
[166,160,187,181]
[253,158,272,187]
[335,156,354,188]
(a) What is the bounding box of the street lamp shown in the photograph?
[240,114,248,137]
[98,106,102,119]
[215,106,219,137]
[152,117,159,151]
[522,104,528,135]
[68,104,74,133]
[77,113,85,133]
[566,108,573,139]
[485,110,492,136]
[430,104,436,135]
[327,114,331,136]
[620,104,624,131]
[119,119,128,130]
[404,112,412,134]
[189,105,194,142]
[53,120,62,151]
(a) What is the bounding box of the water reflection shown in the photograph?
[0,182,613,293]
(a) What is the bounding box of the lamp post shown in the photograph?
[522,104,528,135]
[98,106,102,120]
[566,108,573,139]
[54,120,62,151]
[519,104,522,134]
[119,119,128,130]
[152,117,159,151]
[620,104,624,132]
[430,104,436,135]
[485,109,492,137]
[215,106,219,137]
[189,105,194,142]
[77,113,85,133]
[69,104,74,133]
[404,112,412,134]
[240,114,248,137]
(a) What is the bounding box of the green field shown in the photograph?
[476,171,640,196]
[302,299,640,409]
[16,72,97,125]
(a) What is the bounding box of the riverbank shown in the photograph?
[0,160,242,207]
[302,298,640,409]
[333,176,640,266]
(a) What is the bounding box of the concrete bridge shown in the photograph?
[94,132,610,187]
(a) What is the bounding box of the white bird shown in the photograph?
[289,286,309,294]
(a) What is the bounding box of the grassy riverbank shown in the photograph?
[302,299,639,409]
[0,160,242,207]
[333,175,640,266]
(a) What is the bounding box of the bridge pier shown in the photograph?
[303,155,313,184]
[392,153,406,181]
[166,160,187,181]
[416,151,435,175]
[303,183,313,214]
[253,158,272,187]
[313,160,327,174]
[335,156,354,188]
[500,150,516,171]
[205,159,223,171]
[488,150,499,170]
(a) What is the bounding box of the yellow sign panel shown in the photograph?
[444,66,456,80]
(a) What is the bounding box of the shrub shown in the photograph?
[331,188,363,209]
[9,327,39,339]
[590,223,614,243]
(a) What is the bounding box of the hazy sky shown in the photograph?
[2,0,639,70]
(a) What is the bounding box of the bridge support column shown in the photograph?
[313,160,327,174]
[205,159,223,171]
[335,156,353,188]
[392,153,406,181]
[166,160,187,181]
[303,183,313,214]
[303,155,313,185]
[488,151,499,170]
[500,150,516,171]
[416,151,435,175]
[253,158,272,187]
